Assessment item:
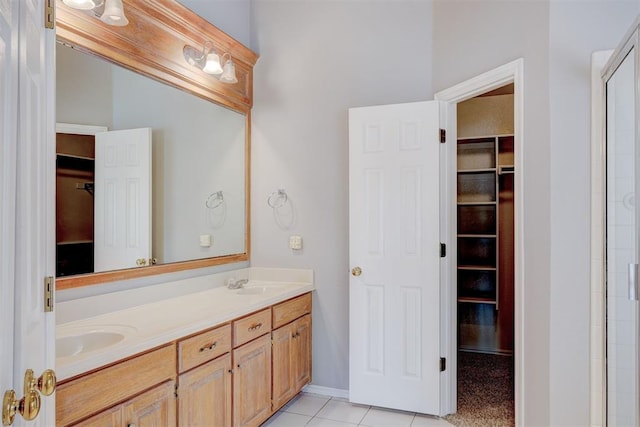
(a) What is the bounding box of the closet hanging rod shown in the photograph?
[498,165,515,175]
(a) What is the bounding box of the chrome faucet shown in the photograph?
[227,278,248,289]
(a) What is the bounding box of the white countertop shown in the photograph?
[56,278,314,380]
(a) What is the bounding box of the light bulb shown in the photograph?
[220,59,238,84]
[101,0,129,27]
[203,53,223,75]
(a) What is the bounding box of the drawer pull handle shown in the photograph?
[248,323,263,332]
[199,341,218,352]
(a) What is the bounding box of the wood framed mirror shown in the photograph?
[55,0,258,290]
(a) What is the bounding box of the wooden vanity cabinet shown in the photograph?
[177,324,233,427]
[272,294,312,411]
[58,292,313,427]
[178,354,232,426]
[57,345,176,426]
[76,381,176,427]
[272,315,311,409]
[232,310,273,427]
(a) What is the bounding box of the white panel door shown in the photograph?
[94,128,152,272]
[6,0,56,425]
[349,101,442,415]
[0,0,19,415]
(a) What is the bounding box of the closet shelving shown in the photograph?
[457,134,514,353]
[56,133,96,277]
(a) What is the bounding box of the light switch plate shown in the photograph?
[289,235,302,250]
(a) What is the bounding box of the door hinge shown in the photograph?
[440,243,446,258]
[44,0,55,30]
[44,276,54,312]
[440,357,446,372]
[439,128,446,143]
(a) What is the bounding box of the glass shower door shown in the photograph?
[606,43,639,427]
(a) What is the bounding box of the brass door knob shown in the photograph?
[351,267,362,277]
[2,369,56,426]
[27,369,56,397]
[2,389,40,425]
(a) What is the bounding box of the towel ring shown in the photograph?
[206,191,224,209]
[267,189,288,209]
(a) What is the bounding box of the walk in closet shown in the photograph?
[56,133,95,277]
[456,86,515,355]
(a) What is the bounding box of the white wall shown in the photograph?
[432,2,551,424]
[178,0,252,48]
[250,0,433,391]
[548,2,640,425]
[433,1,640,424]
[56,44,113,127]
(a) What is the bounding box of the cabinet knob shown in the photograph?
[351,267,362,277]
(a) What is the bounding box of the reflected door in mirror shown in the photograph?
[94,128,152,272]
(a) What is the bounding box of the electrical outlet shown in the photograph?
[289,235,302,250]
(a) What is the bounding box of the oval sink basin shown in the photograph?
[56,331,125,358]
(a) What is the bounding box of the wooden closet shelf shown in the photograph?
[457,201,497,206]
[458,265,497,271]
[458,297,497,305]
[457,168,496,174]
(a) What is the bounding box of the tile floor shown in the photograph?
[262,393,454,427]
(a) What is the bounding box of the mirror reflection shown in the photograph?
[56,43,247,277]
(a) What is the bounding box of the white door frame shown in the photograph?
[434,58,524,422]
[589,49,611,427]
[56,123,108,135]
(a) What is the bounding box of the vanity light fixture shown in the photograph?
[183,42,238,84]
[100,0,129,26]
[62,0,129,27]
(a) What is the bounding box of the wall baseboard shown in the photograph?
[302,384,349,399]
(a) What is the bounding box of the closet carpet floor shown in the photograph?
[444,352,514,427]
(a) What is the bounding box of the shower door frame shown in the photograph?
[594,14,640,427]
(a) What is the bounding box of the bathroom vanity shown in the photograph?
[55,270,314,426]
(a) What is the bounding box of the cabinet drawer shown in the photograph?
[179,323,231,373]
[233,309,271,348]
[272,293,312,329]
[56,344,176,426]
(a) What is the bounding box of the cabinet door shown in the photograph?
[72,405,121,427]
[178,354,232,427]
[292,314,312,392]
[233,335,272,427]
[272,322,295,409]
[124,381,176,427]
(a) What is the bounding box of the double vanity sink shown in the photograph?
[56,271,314,380]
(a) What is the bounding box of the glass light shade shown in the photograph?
[62,0,97,10]
[220,60,238,84]
[101,0,129,26]
[203,53,223,75]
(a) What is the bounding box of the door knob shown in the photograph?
[2,369,56,426]
[26,369,56,397]
[351,267,362,277]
